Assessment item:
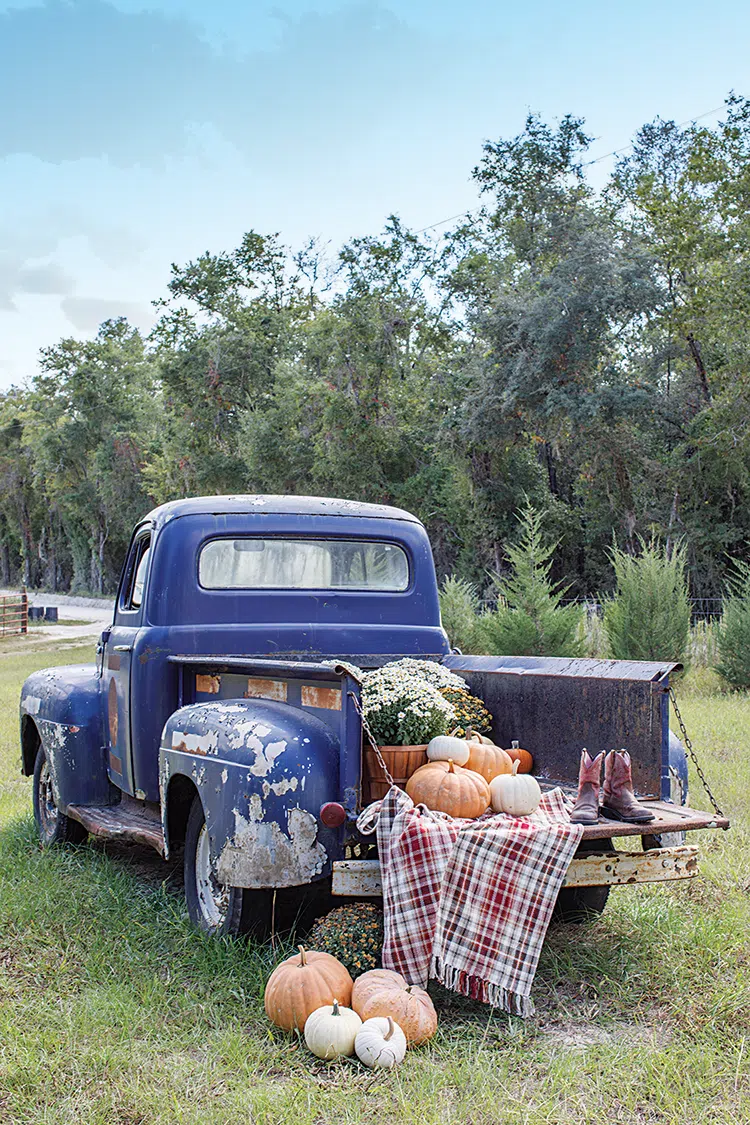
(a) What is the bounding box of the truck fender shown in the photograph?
[20,665,111,810]
[159,698,341,888]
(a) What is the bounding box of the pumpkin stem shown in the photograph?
[511,760,520,776]
[449,727,461,737]
[512,740,519,749]
[384,1016,395,1042]
[332,999,339,1016]
[448,759,455,773]
[297,945,307,966]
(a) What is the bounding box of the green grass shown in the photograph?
[1,645,749,1123]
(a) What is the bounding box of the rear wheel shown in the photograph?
[32,746,87,847]
[184,796,246,936]
[183,795,333,938]
[552,884,610,924]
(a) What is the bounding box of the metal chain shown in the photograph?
[669,686,724,817]
[348,690,396,788]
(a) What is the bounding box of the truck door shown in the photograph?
[105,529,151,797]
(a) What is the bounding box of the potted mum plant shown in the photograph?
[359,659,492,801]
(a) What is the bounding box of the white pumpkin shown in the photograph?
[355,1016,407,1069]
[426,731,470,766]
[490,759,541,817]
[304,999,362,1060]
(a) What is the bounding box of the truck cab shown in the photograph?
[20,495,450,933]
[20,495,727,936]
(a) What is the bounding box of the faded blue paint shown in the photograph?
[160,696,341,885]
[20,665,112,808]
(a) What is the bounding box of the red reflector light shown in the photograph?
[320,802,346,828]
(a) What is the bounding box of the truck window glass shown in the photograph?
[123,536,151,610]
[199,538,409,591]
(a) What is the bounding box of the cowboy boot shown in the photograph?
[570,749,605,825]
[600,749,655,823]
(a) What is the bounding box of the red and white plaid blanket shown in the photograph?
[357,785,584,1016]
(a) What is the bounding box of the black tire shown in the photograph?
[184,795,247,937]
[552,884,610,924]
[32,746,87,847]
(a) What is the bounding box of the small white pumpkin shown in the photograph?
[426,730,470,766]
[355,1016,407,1069]
[304,999,362,1060]
[490,759,541,817]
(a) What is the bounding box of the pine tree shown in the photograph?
[478,505,584,657]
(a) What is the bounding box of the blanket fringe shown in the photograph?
[431,957,535,1018]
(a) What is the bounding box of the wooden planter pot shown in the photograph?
[362,745,427,803]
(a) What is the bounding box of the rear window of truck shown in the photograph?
[198,537,410,591]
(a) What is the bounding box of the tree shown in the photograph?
[477,505,584,657]
[24,320,158,592]
[603,538,691,664]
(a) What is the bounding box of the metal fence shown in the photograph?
[0,590,28,636]
[479,597,724,623]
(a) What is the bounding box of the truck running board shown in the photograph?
[66,795,165,856]
[332,844,700,896]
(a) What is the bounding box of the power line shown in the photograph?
[413,100,728,236]
[581,102,726,167]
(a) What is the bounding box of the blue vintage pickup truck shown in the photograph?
[20,495,728,935]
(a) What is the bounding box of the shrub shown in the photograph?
[603,538,691,664]
[716,560,750,689]
[477,505,584,657]
[306,903,384,976]
[439,575,481,653]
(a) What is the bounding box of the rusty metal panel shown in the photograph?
[195,674,220,694]
[444,659,667,798]
[563,844,699,886]
[332,859,382,896]
[331,844,700,896]
[245,677,288,702]
[301,684,342,711]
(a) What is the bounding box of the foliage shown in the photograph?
[439,575,481,653]
[603,538,691,664]
[359,659,492,744]
[306,903,384,977]
[716,561,750,689]
[437,687,493,737]
[360,663,454,746]
[477,505,584,657]
[2,99,750,600]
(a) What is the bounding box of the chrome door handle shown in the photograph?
[113,645,132,652]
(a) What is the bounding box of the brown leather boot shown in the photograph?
[570,749,605,825]
[600,749,655,823]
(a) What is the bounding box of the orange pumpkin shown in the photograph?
[465,731,513,783]
[352,968,407,1013]
[264,945,353,1032]
[356,978,438,1045]
[406,759,490,819]
[506,739,533,774]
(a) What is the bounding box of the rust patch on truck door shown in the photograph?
[245,678,288,702]
[196,674,221,694]
[301,684,341,711]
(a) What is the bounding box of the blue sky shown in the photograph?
[1,0,747,388]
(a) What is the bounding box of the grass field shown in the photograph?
[1,641,749,1124]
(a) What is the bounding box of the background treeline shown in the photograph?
[2,98,750,601]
